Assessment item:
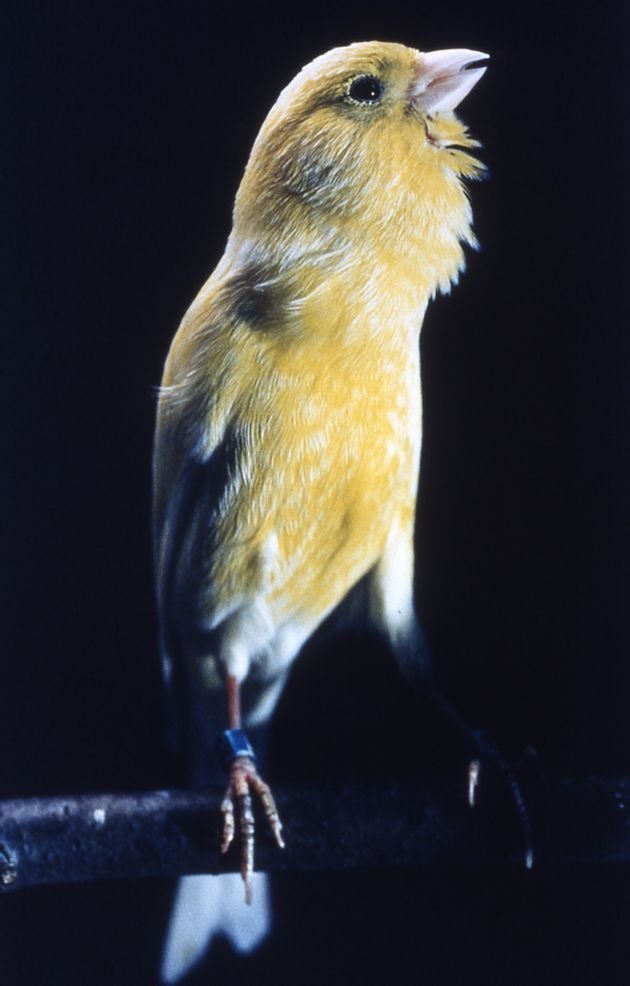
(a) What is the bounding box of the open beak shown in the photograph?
[411,48,489,113]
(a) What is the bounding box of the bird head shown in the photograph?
[231,41,488,271]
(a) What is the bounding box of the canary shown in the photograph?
[154,40,488,982]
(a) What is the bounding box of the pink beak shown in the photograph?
[410,48,489,113]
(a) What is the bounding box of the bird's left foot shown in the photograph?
[423,684,534,868]
[466,730,534,869]
[220,754,285,902]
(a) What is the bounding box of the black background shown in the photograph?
[2,0,630,983]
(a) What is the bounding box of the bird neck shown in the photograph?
[228,145,479,327]
[225,186,471,345]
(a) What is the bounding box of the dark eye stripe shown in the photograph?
[347,75,384,104]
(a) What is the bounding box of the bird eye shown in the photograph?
[347,75,384,104]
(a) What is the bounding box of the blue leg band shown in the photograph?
[217,728,256,769]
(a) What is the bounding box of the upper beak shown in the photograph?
[410,48,489,113]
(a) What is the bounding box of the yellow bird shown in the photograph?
[154,40,488,982]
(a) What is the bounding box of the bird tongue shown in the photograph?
[410,48,489,113]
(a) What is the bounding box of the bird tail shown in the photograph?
[160,873,271,983]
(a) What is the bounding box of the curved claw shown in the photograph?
[220,756,285,902]
[467,759,481,807]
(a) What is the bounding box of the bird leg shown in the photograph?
[218,676,284,902]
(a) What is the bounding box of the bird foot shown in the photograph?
[466,730,533,869]
[423,684,534,868]
[220,755,285,902]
